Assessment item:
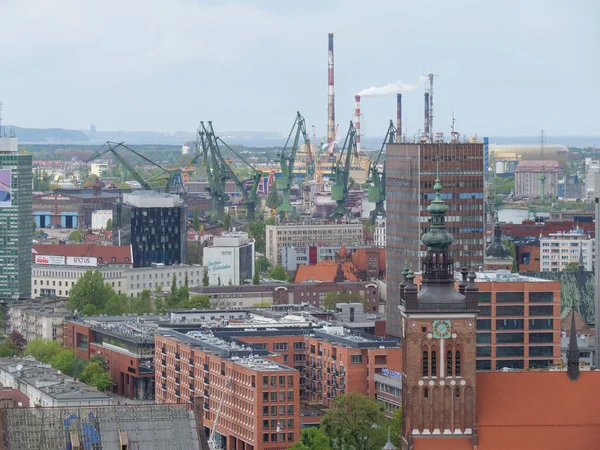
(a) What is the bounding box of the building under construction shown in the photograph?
[0,403,205,450]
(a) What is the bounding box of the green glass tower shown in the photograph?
[0,137,32,299]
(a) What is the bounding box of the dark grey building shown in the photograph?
[113,192,186,268]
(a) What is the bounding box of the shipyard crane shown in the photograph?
[86,141,185,193]
[275,112,311,217]
[368,120,396,222]
[330,121,358,219]
[208,379,233,450]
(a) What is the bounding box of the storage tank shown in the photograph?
[495,161,505,174]
[507,160,518,174]
[182,141,192,155]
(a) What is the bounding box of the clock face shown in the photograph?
[432,320,452,339]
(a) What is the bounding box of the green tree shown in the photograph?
[104,293,127,316]
[154,297,167,314]
[390,406,402,443]
[248,221,267,252]
[80,361,112,391]
[223,213,232,231]
[130,290,153,314]
[565,262,580,271]
[90,370,112,391]
[256,256,272,274]
[321,393,389,450]
[68,229,85,242]
[253,270,260,285]
[186,241,202,265]
[24,338,63,363]
[193,208,201,231]
[68,270,116,313]
[187,295,211,309]
[105,218,112,231]
[265,265,287,281]
[502,239,518,272]
[291,427,331,450]
[218,276,222,286]
[0,342,18,357]
[202,268,210,286]
[51,350,75,375]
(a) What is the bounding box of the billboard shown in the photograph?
[35,255,66,265]
[0,169,11,207]
[66,256,98,267]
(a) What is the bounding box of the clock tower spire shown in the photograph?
[400,156,479,449]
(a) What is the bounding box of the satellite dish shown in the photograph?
[16,364,23,371]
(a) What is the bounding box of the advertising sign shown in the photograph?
[35,255,66,265]
[66,256,98,267]
[0,169,11,207]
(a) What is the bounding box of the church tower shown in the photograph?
[400,160,479,447]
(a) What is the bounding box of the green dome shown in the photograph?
[422,228,454,250]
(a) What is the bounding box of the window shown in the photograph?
[529,319,553,330]
[476,346,492,357]
[263,420,269,429]
[496,360,524,370]
[263,434,269,443]
[478,306,491,316]
[529,333,554,344]
[279,392,286,402]
[446,351,453,377]
[496,319,524,330]
[455,351,461,376]
[477,333,491,344]
[423,388,429,398]
[496,333,524,344]
[478,292,491,303]
[529,346,553,357]
[496,346,524,357]
[294,342,305,351]
[287,405,294,415]
[271,392,277,402]
[423,351,429,377]
[496,292,524,303]
[477,319,491,330]
[351,355,362,364]
[529,306,554,316]
[476,360,491,371]
[274,343,288,351]
[263,406,269,416]
[496,306,524,316]
[263,376,268,387]
[529,292,554,303]
[431,350,437,377]
[455,388,460,398]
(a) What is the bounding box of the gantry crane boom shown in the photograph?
[368,120,396,222]
[330,121,358,219]
[199,122,229,221]
[87,141,151,190]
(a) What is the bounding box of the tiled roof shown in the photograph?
[561,310,593,336]
[515,159,560,172]
[32,244,132,265]
[351,248,386,272]
[294,260,358,283]
[476,371,600,449]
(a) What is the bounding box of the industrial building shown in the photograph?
[266,221,363,265]
[515,160,560,198]
[0,134,32,300]
[202,232,255,286]
[113,191,187,267]
[386,141,485,337]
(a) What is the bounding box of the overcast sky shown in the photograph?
[0,0,597,138]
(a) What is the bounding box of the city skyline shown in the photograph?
[0,0,597,138]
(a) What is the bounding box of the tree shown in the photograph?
[186,242,202,265]
[320,393,389,450]
[130,290,153,314]
[185,272,189,287]
[104,293,127,316]
[25,338,63,363]
[91,370,112,391]
[8,330,27,354]
[291,427,331,450]
[51,350,75,375]
[256,256,272,274]
[253,301,271,308]
[323,291,364,311]
[502,239,518,273]
[32,220,37,234]
[105,218,112,231]
[253,270,260,285]
[248,221,267,252]
[266,265,287,281]
[187,295,211,309]
[390,406,402,443]
[267,180,280,210]
[565,262,580,272]
[68,270,116,313]
[202,268,210,286]
[193,208,201,232]
[223,213,232,231]
[0,342,18,357]
[80,361,111,391]
[68,229,85,242]
[218,276,222,286]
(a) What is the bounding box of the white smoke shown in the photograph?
[356,76,428,97]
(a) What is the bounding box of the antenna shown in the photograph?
[428,73,434,143]
[539,129,546,160]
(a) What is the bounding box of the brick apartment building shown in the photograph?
[64,316,156,400]
[155,331,301,450]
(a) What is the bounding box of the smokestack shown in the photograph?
[424,92,430,138]
[327,33,335,147]
[396,94,402,143]
[354,95,361,153]
[428,74,434,142]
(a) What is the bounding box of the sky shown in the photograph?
[0,0,598,139]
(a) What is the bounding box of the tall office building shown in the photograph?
[113,191,186,268]
[0,136,32,299]
[386,142,484,337]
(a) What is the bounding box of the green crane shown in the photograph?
[197,123,229,221]
[368,120,396,222]
[330,121,358,219]
[276,112,311,218]
[87,141,185,193]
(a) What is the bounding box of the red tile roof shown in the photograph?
[351,248,386,272]
[32,244,132,265]
[294,259,358,283]
[476,371,600,450]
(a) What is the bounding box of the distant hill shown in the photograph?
[6,126,90,143]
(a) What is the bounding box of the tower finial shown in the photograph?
[567,308,580,381]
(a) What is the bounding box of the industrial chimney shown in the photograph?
[396,94,402,143]
[354,95,361,153]
[424,92,430,141]
[327,33,335,148]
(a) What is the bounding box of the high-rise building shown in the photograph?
[0,135,32,299]
[113,191,186,267]
[386,142,484,337]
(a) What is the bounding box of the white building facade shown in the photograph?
[540,229,595,272]
[585,158,600,200]
[7,302,70,344]
[202,232,255,285]
[91,210,112,230]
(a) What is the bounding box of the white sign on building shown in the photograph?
[66,256,98,267]
[35,255,66,265]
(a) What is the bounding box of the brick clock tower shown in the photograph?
[399,166,479,449]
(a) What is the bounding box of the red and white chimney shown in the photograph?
[354,95,361,153]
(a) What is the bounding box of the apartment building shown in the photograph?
[266,222,363,265]
[155,330,301,450]
[515,160,560,198]
[540,228,594,272]
[374,370,402,418]
[7,300,71,344]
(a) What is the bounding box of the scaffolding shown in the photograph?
[0,404,200,450]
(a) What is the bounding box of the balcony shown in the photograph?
[189,371,195,378]
[204,377,209,384]
[161,348,166,355]
[175,378,180,385]
[204,389,210,398]
[189,383,194,390]
[175,365,181,372]
[161,359,166,367]
[161,383,166,390]
[175,353,181,360]
[175,389,181,397]
[189,359,194,366]
[204,364,209,371]
[161,371,166,378]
